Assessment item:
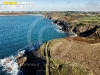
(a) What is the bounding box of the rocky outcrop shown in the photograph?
[16,56,27,69]
[72,24,100,39]
[73,24,100,37]
[43,13,61,20]
[16,37,100,75]
[44,13,100,39]
[89,28,100,38]
[16,50,46,75]
[43,13,52,19]
[53,19,100,39]
[53,19,100,38]
[53,20,72,33]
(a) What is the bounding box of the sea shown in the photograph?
[0,15,73,75]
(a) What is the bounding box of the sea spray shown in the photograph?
[0,15,72,75]
[0,50,25,75]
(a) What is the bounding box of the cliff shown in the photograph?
[44,12,100,39]
[16,37,100,75]
[16,12,100,75]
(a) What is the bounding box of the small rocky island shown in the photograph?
[16,11,100,75]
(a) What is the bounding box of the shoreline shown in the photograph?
[51,21,77,37]
[0,14,43,16]
[0,12,99,75]
[43,14,77,36]
[43,13,100,39]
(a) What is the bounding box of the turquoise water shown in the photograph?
[0,15,71,58]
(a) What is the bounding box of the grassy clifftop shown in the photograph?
[16,37,100,75]
[16,12,100,75]
[44,12,100,39]
[44,12,100,26]
[37,37,100,75]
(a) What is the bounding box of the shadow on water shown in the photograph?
[0,66,9,75]
[17,42,46,75]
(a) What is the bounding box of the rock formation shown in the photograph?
[16,37,100,75]
[44,13,100,39]
[16,50,46,75]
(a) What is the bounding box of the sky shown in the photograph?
[0,0,100,11]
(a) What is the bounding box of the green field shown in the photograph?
[79,16,100,25]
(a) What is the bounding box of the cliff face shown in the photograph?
[16,50,46,75]
[17,37,100,75]
[89,28,100,38]
[43,13,61,20]
[53,20,72,32]
[16,13,100,75]
[73,24,100,38]
[44,13,100,39]
[53,19,100,38]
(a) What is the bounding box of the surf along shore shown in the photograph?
[14,12,100,75]
[1,11,100,75]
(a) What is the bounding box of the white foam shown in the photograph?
[17,50,25,57]
[56,29,64,33]
[71,34,78,37]
[0,50,25,75]
[51,22,65,33]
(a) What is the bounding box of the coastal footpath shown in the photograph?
[16,12,100,75]
[17,37,100,75]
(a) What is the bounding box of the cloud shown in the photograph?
[34,1,100,11]
[47,1,54,4]
[86,1,100,8]
[84,1,100,11]
[66,1,100,11]
[0,1,100,11]
[67,2,71,4]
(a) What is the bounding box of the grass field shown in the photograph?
[79,16,100,25]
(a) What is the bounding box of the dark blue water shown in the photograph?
[0,15,70,58]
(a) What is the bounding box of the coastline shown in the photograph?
[51,21,77,36]
[0,15,68,75]
[43,12,100,39]
[43,14,77,36]
[0,12,100,75]
[16,36,100,75]
[0,14,43,16]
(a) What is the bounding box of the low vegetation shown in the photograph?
[37,37,99,75]
[44,11,100,26]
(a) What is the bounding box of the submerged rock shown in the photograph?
[6,67,12,72]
